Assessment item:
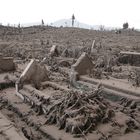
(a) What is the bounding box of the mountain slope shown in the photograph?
[52,19,99,29]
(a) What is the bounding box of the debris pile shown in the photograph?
[44,88,114,136]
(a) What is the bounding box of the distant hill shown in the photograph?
[51,19,100,30]
[22,22,41,27]
[21,19,116,30]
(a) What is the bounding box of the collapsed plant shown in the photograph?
[43,88,115,137]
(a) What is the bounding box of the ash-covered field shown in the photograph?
[0,25,140,140]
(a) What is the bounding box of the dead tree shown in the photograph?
[72,14,75,27]
[41,19,44,26]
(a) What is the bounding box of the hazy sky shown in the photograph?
[0,0,140,28]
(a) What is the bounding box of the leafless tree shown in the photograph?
[72,14,75,27]
[41,19,44,26]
